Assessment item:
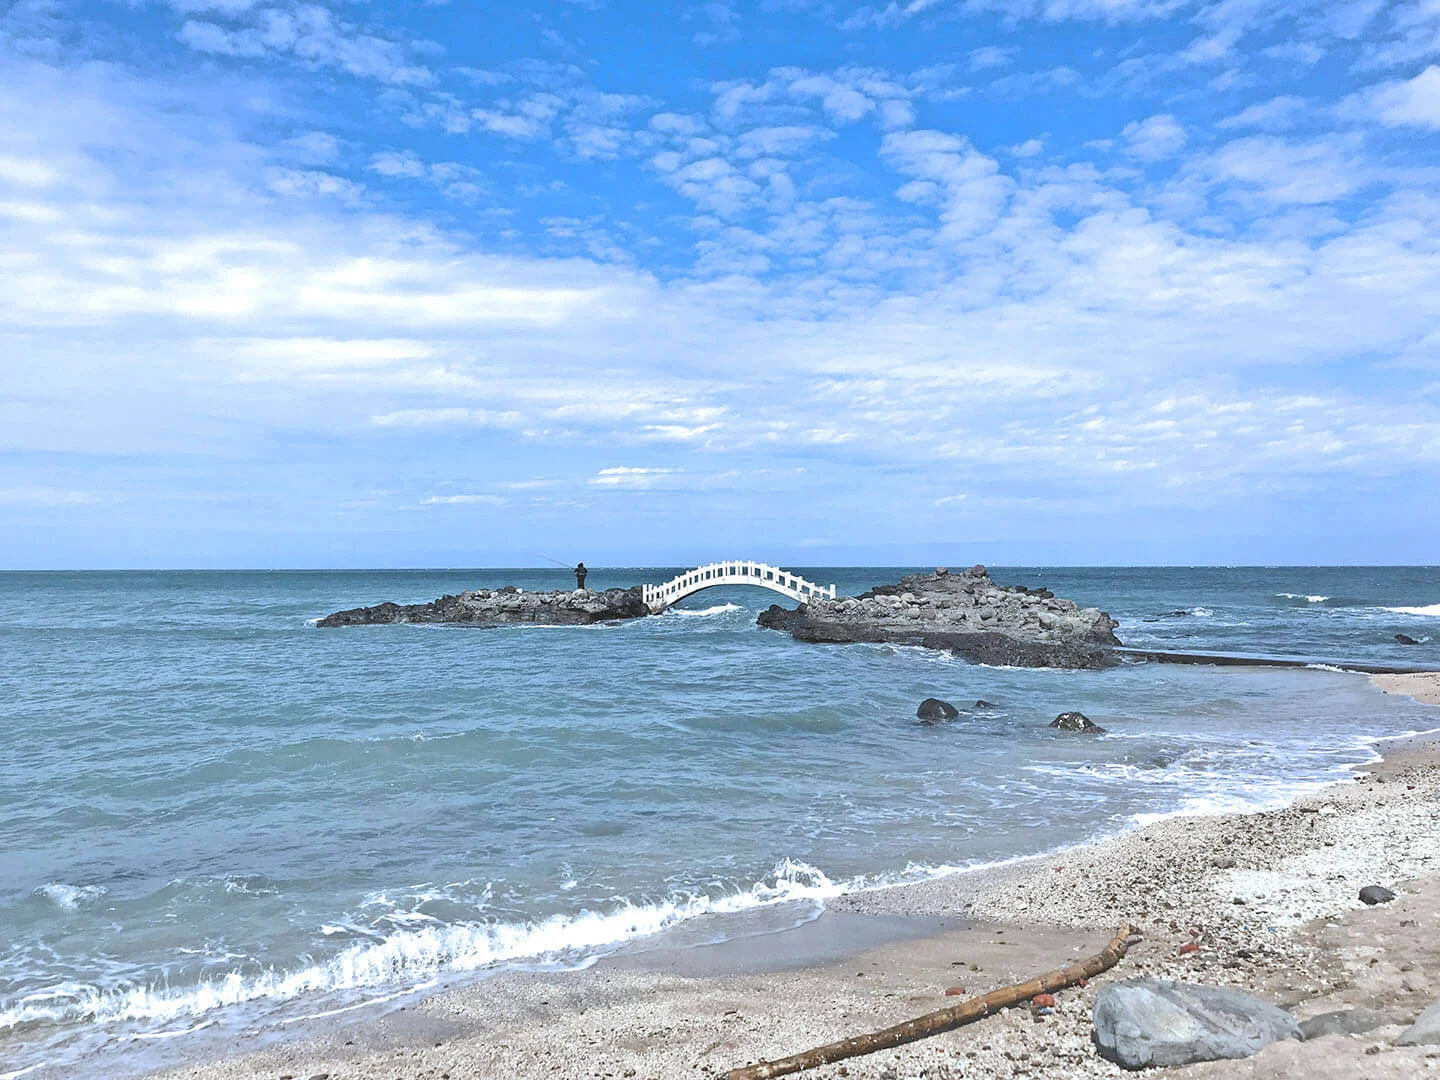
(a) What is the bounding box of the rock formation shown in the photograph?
[1091,979,1300,1069]
[317,586,649,628]
[1051,711,1105,733]
[757,565,1121,670]
[916,698,960,722]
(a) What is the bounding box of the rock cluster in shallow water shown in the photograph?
[316,586,649,628]
[757,564,1121,670]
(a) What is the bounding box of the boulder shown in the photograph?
[1092,979,1300,1070]
[974,700,996,709]
[1051,711,1105,734]
[1397,999,1440,1046]
[1299,1007,1389,1039]
[1358,884,1396,905]
[917,698,960,722]
[1396,633,1420,646]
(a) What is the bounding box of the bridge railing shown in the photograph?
[641,561,836,611]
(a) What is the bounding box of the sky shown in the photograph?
[2,0,1439,568]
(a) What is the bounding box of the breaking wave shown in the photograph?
[1384,604,1440,618]
[0,859,936,1033]
[32,884,108,911]
[668,603,743,617]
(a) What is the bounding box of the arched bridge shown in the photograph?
[643,561,837,614]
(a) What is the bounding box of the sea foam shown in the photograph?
[1384,604,1440,618]
[33,884,108,910]
[668,603,743,617]
[0,860,865,1032]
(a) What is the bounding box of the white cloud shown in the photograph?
[987,66,1081,96]
[1217,95,1307,131]
[1202,135,1374,204]
[960,0,1183,23]
[969,45,1018,70]
[1120,113,1186,160]
[282,130,342,165]
[880,129,1014,240]
[0,487,104,506]
[421,493,507,505]
[373,409,525,428]
[589,466,679,487]
[177,7,433,86]
[4,36,1440,562]
[693,0,741,45]
[369,150,426,179]
[1346,66,1440,130]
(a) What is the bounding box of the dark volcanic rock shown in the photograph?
[917,698,960,722]
[1396,633,1420,645]
[755,565,1121,671]
[1051,711,1105,733]
[317,586,649,628]
[1359,884,1396,905]
[974,699,996,709]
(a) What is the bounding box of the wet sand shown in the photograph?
[147,672,1440,1080]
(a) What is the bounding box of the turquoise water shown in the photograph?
[1,566,1437,1077]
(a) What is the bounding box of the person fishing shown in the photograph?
[535,554,589,590]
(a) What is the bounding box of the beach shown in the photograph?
[145,671,1440,1080]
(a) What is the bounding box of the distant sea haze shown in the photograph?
[1,566,1437,1078]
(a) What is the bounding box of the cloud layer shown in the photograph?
[1,0,1438,566]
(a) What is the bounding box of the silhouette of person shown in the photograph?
[574,562,588,590]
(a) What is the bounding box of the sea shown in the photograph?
[2,566,1438,1078]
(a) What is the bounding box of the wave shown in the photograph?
[667,603,743,617]
[32,883,107,911]
[0,859,913,1033]
[1384,604,1440,618]
[1277,593,1329,603]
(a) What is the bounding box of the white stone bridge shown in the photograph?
[642,561,836,614]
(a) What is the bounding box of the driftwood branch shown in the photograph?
[725,923,1140,1080]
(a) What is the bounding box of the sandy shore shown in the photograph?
[143,673,1440,1080]
[1374,671,1440,706]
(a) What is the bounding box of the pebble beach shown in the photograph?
[146,671,1440,1080]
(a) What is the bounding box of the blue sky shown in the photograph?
[2,0,1438,568]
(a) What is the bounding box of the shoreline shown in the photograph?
[129,671,1440,1080]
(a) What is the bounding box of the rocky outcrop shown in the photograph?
[916,698,959,722]
[1092,979,1300,1069]
[317,586,649,628]
[1051,711,1105,733]
[757,565,1121,670]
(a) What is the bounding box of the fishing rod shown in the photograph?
[533,554,578,570]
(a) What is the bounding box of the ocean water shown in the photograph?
[1,566,1438,1077]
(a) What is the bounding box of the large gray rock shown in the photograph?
[1092,979,1301,1070]
[756,565,1122,670]
[1398,999,1440,1045]
[317,586,649,628]
[1299,1007,1389,1039]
